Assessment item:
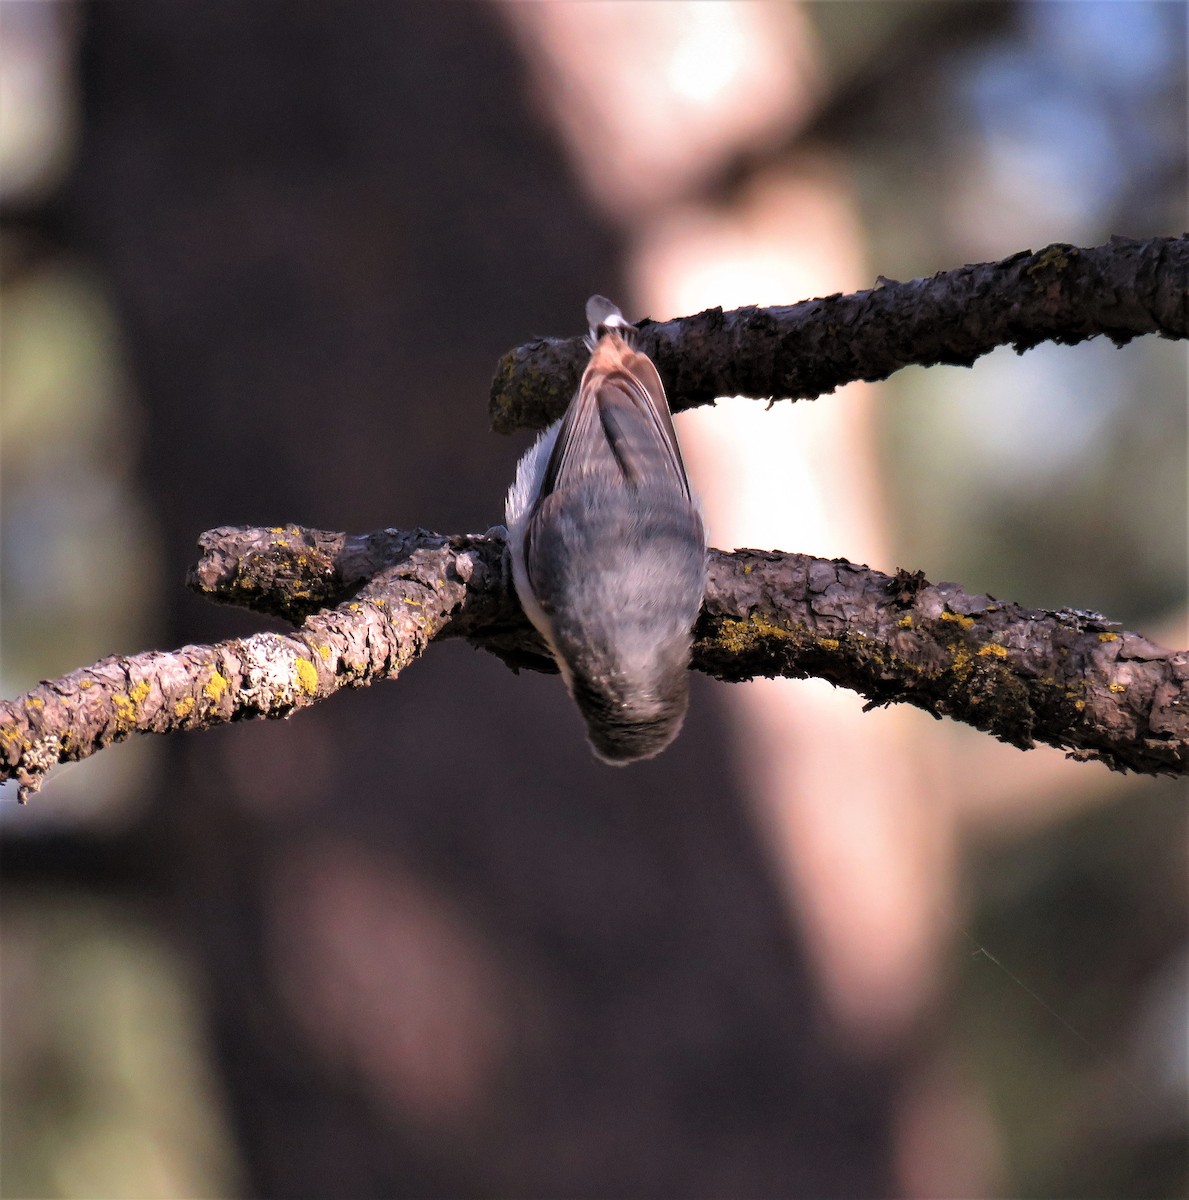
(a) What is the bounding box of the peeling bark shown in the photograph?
[490,236,1189,433]
[2,524,1184,801]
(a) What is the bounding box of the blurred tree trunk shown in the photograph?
[61,3,899,1195]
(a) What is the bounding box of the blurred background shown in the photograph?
[1,2,1185,1196]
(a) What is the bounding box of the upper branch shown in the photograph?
[490,236,1189,432]
[2,524,1185,801]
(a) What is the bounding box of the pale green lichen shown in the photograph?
[1028,244,1072,274]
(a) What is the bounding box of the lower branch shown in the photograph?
[697,551,1186,776]
[1,524,1185,800]
[1,527,511,802]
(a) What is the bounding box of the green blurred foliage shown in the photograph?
[1,896,241,1199]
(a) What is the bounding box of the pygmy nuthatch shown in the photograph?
[505,297,708,764]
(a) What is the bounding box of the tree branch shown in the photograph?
[0,526,514,803]
[5,239,1186,800]
[489,235,1189,433]
[2,524,1184,800]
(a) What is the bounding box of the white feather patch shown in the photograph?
[505,420,566,669]
[505,420,561,530]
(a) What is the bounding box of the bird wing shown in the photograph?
[537,332,691,503]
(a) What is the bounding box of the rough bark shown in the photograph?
[490,235,1189,433]
[3,523,1184,801]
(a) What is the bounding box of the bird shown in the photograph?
[505,296,708,764]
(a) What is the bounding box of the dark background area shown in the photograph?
[2,3,1185,1197]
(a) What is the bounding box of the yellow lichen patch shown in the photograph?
[978,643,1008,658]
[174,696,195,719]
[752,616,801,643]
[940,611,974,630]
[711,614,803,657]
[130,680,151,705]
[204,672,228,702]
[951,646,973,679]
[817,637,840,651]
[79,678,93,690]
[1,727,24,750]
[898,615,913,628]
[1108,683,1126,694]
[112,693,137,723]
[295,657,319,696]
[1097,632,1119,643]
[316,643,332,660]
[742,564,753,575]
[26,696,44,710]
[270,526,285,533]
[1074,699,1086,710]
